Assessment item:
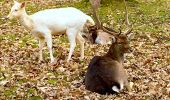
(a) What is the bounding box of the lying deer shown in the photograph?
[85,0,133,94]
[7,0,95,63]
[85,34,133,94]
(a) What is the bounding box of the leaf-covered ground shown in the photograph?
[0,0,170,99]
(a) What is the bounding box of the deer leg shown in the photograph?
[66,29,77,62]
[76,32,85,60]
[38,39,45,62]
[45,33,54,63]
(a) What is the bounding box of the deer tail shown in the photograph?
[112,81,124,93]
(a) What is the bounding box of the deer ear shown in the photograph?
[20,2,26,8]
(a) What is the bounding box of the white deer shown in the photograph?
[7,0,95,63]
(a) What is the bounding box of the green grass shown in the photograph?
[47,79,57,85]
[29,96,42,100]
[164,40,170,44]
[70,0,170,34]
[1,0,170,34]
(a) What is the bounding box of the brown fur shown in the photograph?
[85,35,131,94]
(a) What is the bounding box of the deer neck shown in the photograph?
[18,10,33,30]
[106,44,124,64]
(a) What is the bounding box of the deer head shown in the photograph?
[88,0,133,45]
[7,0,26,20]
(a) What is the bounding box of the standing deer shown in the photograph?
[7,0,95,63]
[85,0,133,94]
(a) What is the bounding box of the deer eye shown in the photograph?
[14,9,18,12]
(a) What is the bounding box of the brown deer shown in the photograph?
[85,0,133,94]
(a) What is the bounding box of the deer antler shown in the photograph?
[90,0,121,37]
[102,27,119,37]
[123,0,133,35]
[89,0,102,29]
[89,0,132,38]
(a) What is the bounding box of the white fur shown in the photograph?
[112,86,120,93]
[112,81,124,93]
[7,1,95,63]
[94,30,113,45]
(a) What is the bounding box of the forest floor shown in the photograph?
[0,0,170,99]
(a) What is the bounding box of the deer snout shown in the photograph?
[123,44,132,53]
[5,16,9,20]
[6,14,13,20]
[126,46,133,53]
[6,15,11,19]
